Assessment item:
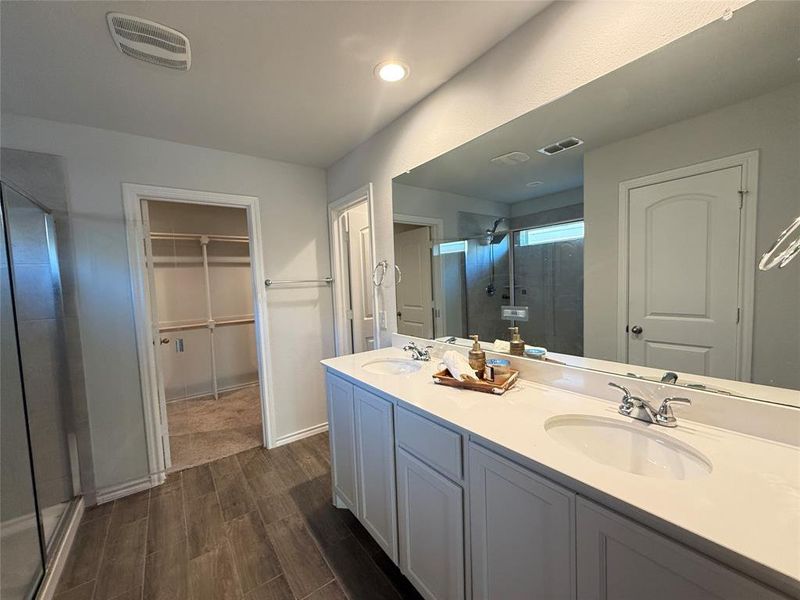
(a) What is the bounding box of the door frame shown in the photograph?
[329,184,378,356]
[123,183,276,483]
[393,214,445,339]
[616,151,759,380]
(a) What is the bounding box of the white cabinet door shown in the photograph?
[469,444,576,600]
[326,373,359,513]
[576,498,788,600]
[354,386,397,561]
[397,448,464,600]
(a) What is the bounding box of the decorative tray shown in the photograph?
[432,368,519,395]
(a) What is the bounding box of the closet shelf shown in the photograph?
[159,315,255,333]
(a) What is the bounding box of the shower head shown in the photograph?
[482,217,509,245]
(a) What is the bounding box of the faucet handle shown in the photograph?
[608,381,631,398]
[656,397,691,426]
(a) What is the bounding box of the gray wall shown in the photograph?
[2,115,331,492]
[583,83,800,390]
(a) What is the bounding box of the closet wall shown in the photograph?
[147,201,258,401]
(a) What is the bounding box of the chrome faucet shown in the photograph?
[608,382,691,428]
[403,340,433,361]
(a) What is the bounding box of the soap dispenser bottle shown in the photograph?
[509,327,525,356]
[468,335,486,377]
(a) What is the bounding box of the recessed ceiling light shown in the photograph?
[375,60,409,82]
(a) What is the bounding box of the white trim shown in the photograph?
[272,422,329,447]
[393,213,446,339]
[95,475,154,505]
[35,501,84,600]
[329,184,378,355]
[616,151,758,381]
[165,380,259,403]
[123,184,276,484]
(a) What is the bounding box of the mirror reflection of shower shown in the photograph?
[481,218,508,297]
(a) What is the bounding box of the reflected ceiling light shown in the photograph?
[490,151,530,166]
[375,60,409,82]
[526,181,544,187]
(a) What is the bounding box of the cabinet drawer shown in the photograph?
[396,406,463,481]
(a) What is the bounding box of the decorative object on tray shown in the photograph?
[433,367,519,395]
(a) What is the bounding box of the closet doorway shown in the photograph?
[124,185,273,478]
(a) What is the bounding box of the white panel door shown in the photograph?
[326,373,359,513]
[627,167,742,379]
[469,444,576,600]
[346,204,375,352]
[395,226,434,338]
[354,387,398,561]
[396,448,465,600]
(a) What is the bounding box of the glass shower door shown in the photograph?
[0,190,46,599]
[512,222,584,356]
[1,183,77,554]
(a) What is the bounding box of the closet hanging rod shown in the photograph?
[150,232,250,243]
[264,277,333,287]
[158,316,255,333]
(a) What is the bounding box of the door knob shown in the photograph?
[159,337,170,345]
[630,325,643,335]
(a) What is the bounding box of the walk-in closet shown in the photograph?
[144,200,262,470]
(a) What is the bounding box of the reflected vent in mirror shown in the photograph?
[106,13,191,71]
[537,137,584,156]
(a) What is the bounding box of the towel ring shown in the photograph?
[759,215,800,271]
[372,260,388,286]
[372,260,402,287]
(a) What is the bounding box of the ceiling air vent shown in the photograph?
[490,151,530,166]
[106,13,191,71]
[537,137,584,156]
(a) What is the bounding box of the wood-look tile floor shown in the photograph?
[54,433,423,600]
[167,386,263,471]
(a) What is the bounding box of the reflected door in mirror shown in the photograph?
[395,225,434,338]
[626,165,742,379]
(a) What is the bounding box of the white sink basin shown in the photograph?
[545,415,712,480]
[361,358,422,376]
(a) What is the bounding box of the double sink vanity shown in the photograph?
[322,339,799,600]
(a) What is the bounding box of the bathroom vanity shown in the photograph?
[322,343,799,600]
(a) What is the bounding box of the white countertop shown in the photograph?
[322,346,800,586]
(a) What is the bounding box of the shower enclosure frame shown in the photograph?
[123,183,275,489]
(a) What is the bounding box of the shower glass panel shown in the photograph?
[512,222,584,355]
[1,183,77,551]
[0,189,46,599]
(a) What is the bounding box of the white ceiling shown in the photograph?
[0,1,549,168]
[397,0,800,204]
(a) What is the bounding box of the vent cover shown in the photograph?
[106,13,191,71]
[537,137,584,156]
[490,151,530,166]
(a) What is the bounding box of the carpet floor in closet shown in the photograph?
[167,385,263,471]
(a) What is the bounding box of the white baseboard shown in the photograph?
[272,422,328,448]
[94,474,159,505]
[36,499,84,600]
[166,380,259,403]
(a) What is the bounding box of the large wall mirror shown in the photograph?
[391,0,799,407]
